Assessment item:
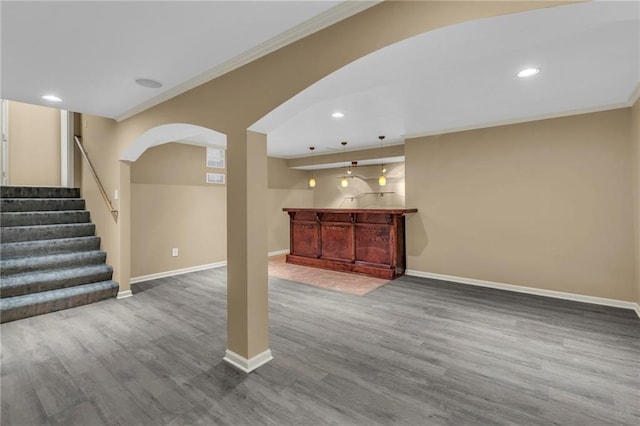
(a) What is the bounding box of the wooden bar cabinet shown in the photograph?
[283,208,417,280]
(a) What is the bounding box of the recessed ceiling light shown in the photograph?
[517,68,540,78]
[135,78,163,88]
[42,94,62,102]
[331,112,345,118]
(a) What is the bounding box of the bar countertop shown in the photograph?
[283,208,418,215]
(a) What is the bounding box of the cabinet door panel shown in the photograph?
[291,222,319,257]
[321,223,353,261]
[355,224,391,265]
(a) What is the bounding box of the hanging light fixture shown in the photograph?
[378,136,387,186]
[348,161,357,175]
[340,141,349,187]
[308,146,316,188]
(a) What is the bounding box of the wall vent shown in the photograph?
[206,147,225,169]
[206,172,225,185]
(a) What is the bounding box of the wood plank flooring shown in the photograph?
[268,254,389,295]
[1,267,638,425]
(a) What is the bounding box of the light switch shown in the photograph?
[172,248,179,257]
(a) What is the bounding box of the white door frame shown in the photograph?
[1,100,8,186]
[0,101,72,187]
[60,110,74,187]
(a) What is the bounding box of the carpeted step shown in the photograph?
[0,236,101,260]
[0,186,80,199]
[0,210,90,227]
[0,198,85,212]
[0,280,119,323]
[1,223,95,243]
[0,264,113,298]
[1,251,107,276]
[0,186,118,322]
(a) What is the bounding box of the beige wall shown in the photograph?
[131,142,223,186]
[80,115,121,284]
[268,157,309,190]
[130,146,312,277]
[631,98,640,305]
[7,100,60,186]
[131,184,227,277]
[406,108,635,302]
[268,188,313,252]
[267,157,313,253]
[311,163,405,209]
[131,142,227,277]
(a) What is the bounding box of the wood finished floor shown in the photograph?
[268,255,390,295]
[1,267,639,425]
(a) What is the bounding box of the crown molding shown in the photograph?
[116,1,381,122]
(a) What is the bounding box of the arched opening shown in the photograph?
[121,123,226,162]
[125,123,228,283]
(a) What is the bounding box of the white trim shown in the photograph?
[60,110,74,187]
[1,100,9,186]
[117,290,133,299]
[115,1,380,121]
[130,261,227,284]
[268,249,290,257]
[130,253,291,284]
[405,101,637,141]
[406,269,640,317]
[223,349,273,373]
[634,304,640,319]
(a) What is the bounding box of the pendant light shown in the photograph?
[348,161,357,175]
[340,141,349,187]
[308,146,316,188]
[378,136,387,186]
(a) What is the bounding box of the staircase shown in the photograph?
[0,186,118,323]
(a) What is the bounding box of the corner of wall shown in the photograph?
[630,99,640,306]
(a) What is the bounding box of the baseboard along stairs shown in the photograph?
[0,186,118,323]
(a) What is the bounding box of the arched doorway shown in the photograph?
[124,123,229,283]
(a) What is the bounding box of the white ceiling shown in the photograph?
[0,0,374,120]
[251,0,640,158]
[2,1,638,160]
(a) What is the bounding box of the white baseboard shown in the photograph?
[406,269,640,318]
[117,289,132,299]
[223,348,273,373]
[130,261,227,284]
[130,252,289,285]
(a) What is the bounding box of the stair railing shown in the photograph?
[74,136,118,222]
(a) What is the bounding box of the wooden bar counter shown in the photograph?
[283,208,417,280]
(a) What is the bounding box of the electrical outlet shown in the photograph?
[172,248,178,257]
[114,189,119,200]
